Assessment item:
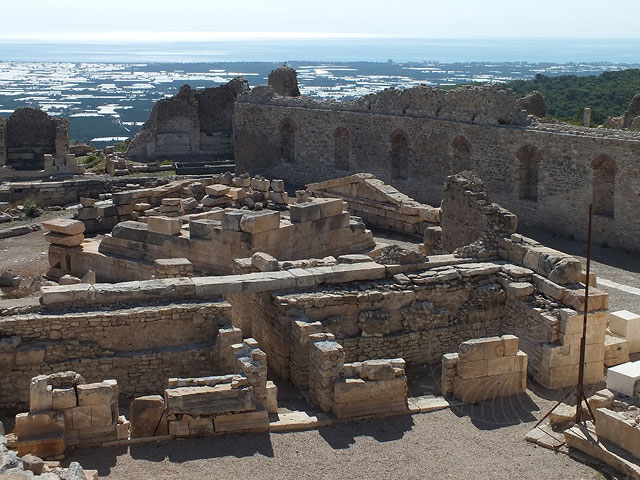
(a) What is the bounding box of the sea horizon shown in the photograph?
[1,37,640,64]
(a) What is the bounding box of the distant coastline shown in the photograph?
[1,38,640,63]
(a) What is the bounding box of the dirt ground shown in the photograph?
[65,390,604,480]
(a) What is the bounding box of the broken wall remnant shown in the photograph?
[516,91,546,118]
[441,335,527,403]
[233,75,640,253]
[439,171,518,257]
[127,78,249,161]
[268,65,301,97]
[14,372,128,457]
[0,108,82,180]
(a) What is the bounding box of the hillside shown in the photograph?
[506,69,640,124]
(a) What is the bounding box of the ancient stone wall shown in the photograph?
[0,300,231,410]
[127,78,249,161]
[234,85,640,252]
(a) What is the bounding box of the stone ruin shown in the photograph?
[127,78,250,162]
[268,64,301,97]
[0,108,83,181]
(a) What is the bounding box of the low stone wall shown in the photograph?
[0,300,231,410]
[441,335,527,402]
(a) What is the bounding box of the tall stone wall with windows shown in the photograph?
[233,84,640,252]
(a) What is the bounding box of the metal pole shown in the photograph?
[575,204,593,424]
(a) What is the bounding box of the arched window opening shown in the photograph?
[516,145,542,201]
[334,127,350,171]
[280,119,296,163]
[592,155,616,218]
[451,136,472,173]
[390,131,409,180]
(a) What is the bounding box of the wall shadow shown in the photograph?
[318,415,415,450]
[450,393,539,430]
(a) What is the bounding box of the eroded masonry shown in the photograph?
[1,67,640,479]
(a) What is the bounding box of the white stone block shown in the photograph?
[606,360,640,397]
[609,310,640,353]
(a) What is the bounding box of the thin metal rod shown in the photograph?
[534,388,574,429]
[576,204,593,424]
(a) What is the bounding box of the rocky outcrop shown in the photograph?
[517,91,546,118]
[268,65,301,97]
[127,78,249,161]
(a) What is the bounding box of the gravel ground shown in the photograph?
[66,391,603,480]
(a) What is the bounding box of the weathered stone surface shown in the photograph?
[130,395,166,438]
[43,231,84,247]
[164,384,254,415]
[77,382,113,406]
[147,216,182,236]
[42,218,85,236]
[268,65,300,97]
[516,91,546,118]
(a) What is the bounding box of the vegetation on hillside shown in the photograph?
[506,69,640,125]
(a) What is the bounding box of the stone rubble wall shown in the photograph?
[233,88,640,253]
[441,335,527,403]
[0,176,162,208]
[0,301,231,410]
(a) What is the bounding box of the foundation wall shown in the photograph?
[0,301,231,410]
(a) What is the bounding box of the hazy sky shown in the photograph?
[1,0,639,41]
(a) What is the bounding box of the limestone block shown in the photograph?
[501,335,519,356]
[162,197,180,206]
[116,419,130,440]
[206,184,230,197]
[117,204,133,216]
[232,176,251,188]
[418,206,440,223]
[562,286,609,312]
[90,404,112,427]
[130,395,166,438]
[180,197,198,211]
[70,424,117,445]
[146,216,182,236]
[265,381,278,414]
[15,410,65,440]
[609,310,640,352]
[604,335,630,367]
[289,202,321,223]
[214,409,269,433]
[251,178,270,191]
[487,356,515,376]
[323,263,386,284]
[458,337,504,362]
[251,252,279,272]
[78,207,98,220]
[315,198,344,218]
[43,231,84,247]
[59,274,81,285]
[228,187,247,200]
[588,389,614,411]
[42,218,85,236]
[17,435,65,459]
[29,376,52,412]
[559,324,607,346]
[188,417,214,436]
[457,360,488,379]
[21,453,45,475]
[337,254,374,264]
[164,384,254,416]
[271,179,285,192]
[51,388,76,410]
[495,371,526,396]
[71,406,92,429]
[361,360,396,381]
[606,360,640,396]
[221,210,245,231]
[504,281,535,297]
[595,408,640,459]
[134,202,151,212]
[548,403,576,429]
[168,418,190,437]
[77,382,113,406]
[453,376,498,403]
[240,210,280,234]
[201,195,232,207]
[515,351,528,372]
[269,191,288,204]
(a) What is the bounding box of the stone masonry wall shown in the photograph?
[0,301,231,411]
[233,87,640,252]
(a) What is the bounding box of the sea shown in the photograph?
[1,38,640,64]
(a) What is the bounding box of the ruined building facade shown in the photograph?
[127,78,249,161]
[233,83,640,252]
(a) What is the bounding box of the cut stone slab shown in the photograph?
[606,360,640,397]
[130,395,166,438]
[43,231,84,247]
[525,424,566,450]
[604,334,630,367]
[77,382,113,406]
[407,396,452,414]
[164,384,254,416]
[42,218,85,236]
[147,216,182,236]
[609,310,640,353]
[213,409,269,433]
